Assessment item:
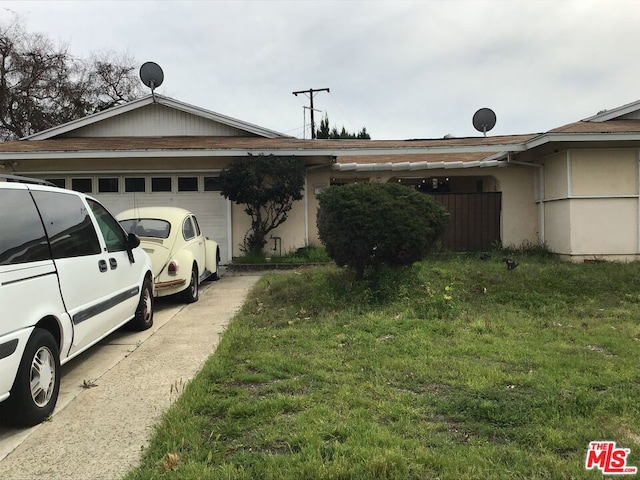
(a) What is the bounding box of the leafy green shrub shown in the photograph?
[317,182,449,278]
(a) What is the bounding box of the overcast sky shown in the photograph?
[2,0,639,140]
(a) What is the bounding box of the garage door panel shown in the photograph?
[91,183,230,263]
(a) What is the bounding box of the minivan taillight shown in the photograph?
[167,261,178,276]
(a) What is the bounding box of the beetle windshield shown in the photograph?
[119,218,171,239]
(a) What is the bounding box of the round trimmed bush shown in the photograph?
[317,182,449,277]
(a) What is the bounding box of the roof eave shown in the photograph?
[0,142,528,161]
[333,158,509,172]
[24,96,156,140]
[581,99,640,122]
[526,131,640,149]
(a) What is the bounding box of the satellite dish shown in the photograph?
[139,62,164,100]
[472,108,497,137]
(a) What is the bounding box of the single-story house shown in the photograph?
[2,94,640,262]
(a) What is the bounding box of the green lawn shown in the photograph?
[125,254,640,479]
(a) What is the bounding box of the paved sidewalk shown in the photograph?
[0,272,262,480]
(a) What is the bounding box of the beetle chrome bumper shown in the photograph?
[155,279,187,290]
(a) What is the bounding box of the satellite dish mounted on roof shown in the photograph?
[139,62,164,102]
[472,108,497,137]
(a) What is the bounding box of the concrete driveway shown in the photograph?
[0,271,262,480]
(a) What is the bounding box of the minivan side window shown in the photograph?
[0,190,51,265]
[31,191,101,258]
[87,199,128,252]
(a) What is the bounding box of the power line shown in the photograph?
[292,87,330,139]
[328,91,357,132]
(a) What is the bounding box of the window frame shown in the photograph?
[177,176,199,192]
[182,216,196,241]
[71,178,93,193]
[124,177,146,193]
[98,177,120,194]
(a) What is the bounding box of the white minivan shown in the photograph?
[0,175,154,426]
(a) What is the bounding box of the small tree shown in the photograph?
[317,182,448,278]
[220,154,306,255]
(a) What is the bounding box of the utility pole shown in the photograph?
[292,87,330,139]
[302,106,322,139]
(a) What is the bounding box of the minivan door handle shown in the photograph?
[109,258,118,270]
[98,260,108,272]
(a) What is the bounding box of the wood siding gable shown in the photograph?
[59,103,258,138]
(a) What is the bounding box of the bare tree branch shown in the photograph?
[0,14,144,140]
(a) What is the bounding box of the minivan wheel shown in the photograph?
[181,266,199,303]
[129,278,154,331]
[0,328,60,427]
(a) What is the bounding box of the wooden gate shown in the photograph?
[430,192,501,251]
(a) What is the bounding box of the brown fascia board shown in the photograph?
[0,134,535,155]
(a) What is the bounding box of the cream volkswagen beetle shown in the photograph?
[117,207,220,303]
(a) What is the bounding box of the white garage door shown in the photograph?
[42,174,232,263]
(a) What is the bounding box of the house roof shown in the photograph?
[0,135,531,176]
[3,95,640,172]
[24,94,289,140]
[549,119,640,134]
[0,135,535,155]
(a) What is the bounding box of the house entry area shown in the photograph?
[394,176,502,252]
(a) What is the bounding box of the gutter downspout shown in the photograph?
[506,153,545,246]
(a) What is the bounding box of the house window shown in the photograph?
[98,178,119,193]
[204,177,222,192]
[151,177,172,192]
[125,177,145,192]
[44,178,66,188]
[178,177,198,192]
[71,178,92,193]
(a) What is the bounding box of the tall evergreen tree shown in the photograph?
[315,114,371,139]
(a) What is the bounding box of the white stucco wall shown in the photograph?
[542,148,640,260]
[570,149,638,196]
[569,198,638,256]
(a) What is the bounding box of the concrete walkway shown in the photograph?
[0,272,262,480]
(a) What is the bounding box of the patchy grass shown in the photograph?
[125,254,640,479]
[232,246,332,264]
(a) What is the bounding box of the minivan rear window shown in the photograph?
[0,190,51,265]
[119,218,171,239]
